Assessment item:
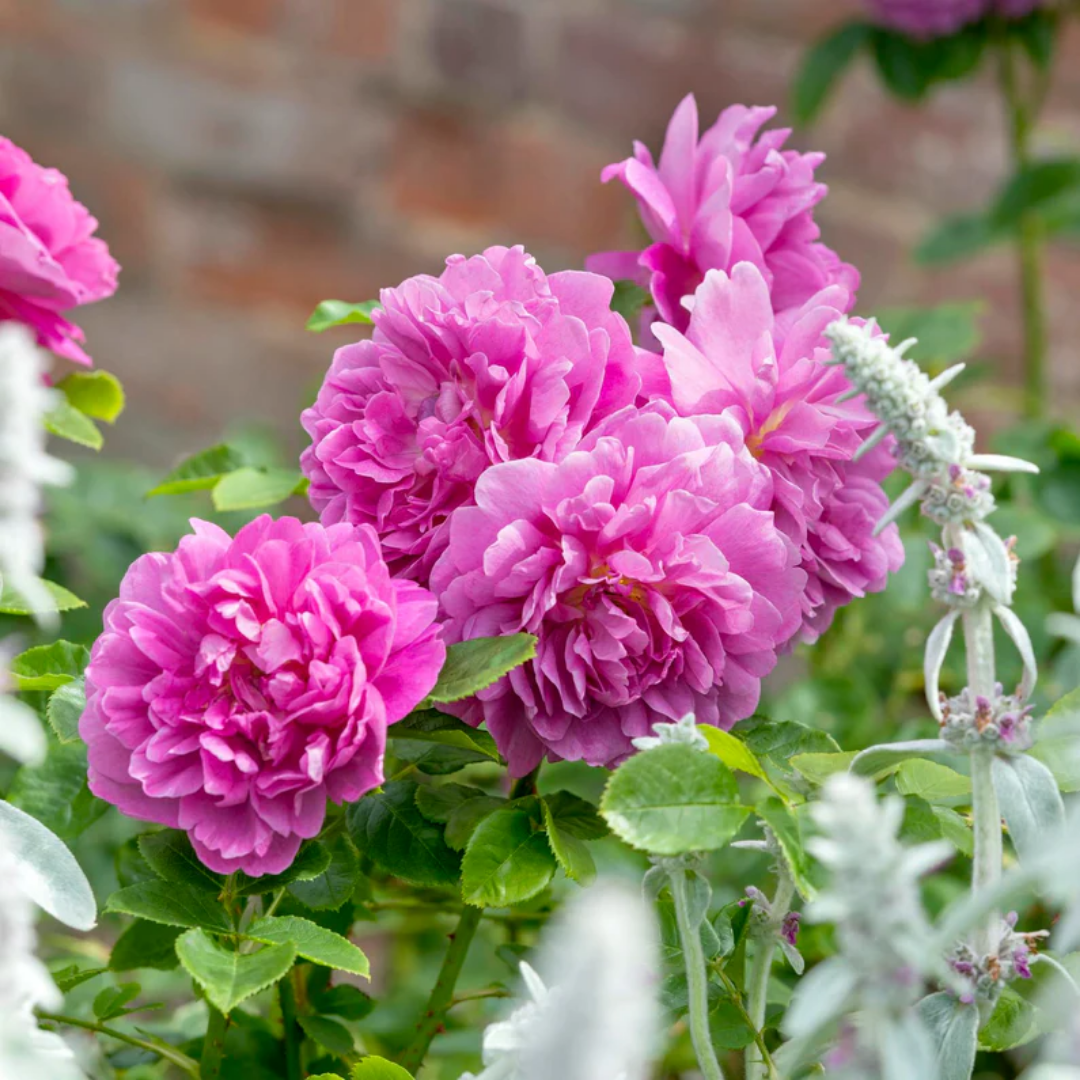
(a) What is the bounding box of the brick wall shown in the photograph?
[2,0,1078,465]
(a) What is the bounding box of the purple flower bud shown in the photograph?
[781,912,802,947]
[1013,948,1032,980]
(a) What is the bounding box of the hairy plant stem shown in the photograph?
[964,602,1004,968]
[669,867,725,1080]
[999,35,1049,419]
[279,969,303,1080]
[37,1011,201,1077]
[713,966,778,1080]
[200,1006,230,1080]
[745,864,796,1080]
[399,903,484,1074]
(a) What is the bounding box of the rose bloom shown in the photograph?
[866,0,1044,38]
[301,246,641,583]
[431,406,805,775]
[81,516,444,876]
[653,263,904,641]
[0,137,118,365]
[587,94,857,338]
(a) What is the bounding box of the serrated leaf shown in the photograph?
[732,716,840,766]
[93,982,141,1021]
[895,759,972,802]
[287,835,359,911]
[541,799,595,885]
[754,797,816,900]
[391,711,500,761]
[312,983,374,1021]
[211,467,305,512]
[461,807,557,907]
[351,1058,415,1080]
[427,634,537,703]
[298,1013,355,1055]
[979,984,1038,1051]
[138,830,225,893]
[389,737,489,776]
[347,780,460,886]
[917,992,979,1080]
[7,740,107,842]
[52,965,107,993]
[701,726,770,784]
[236,840,331,896]
[0,799,96,929]
[932,806,974,857]
[246,915,369,977]
[415,783,487,823]
[445,795,505,851]
[792,22,869,125]
[57,369,126,423]
[541,790,608,839]
[46,678,85,743]
[307,299,380,333]
[600,744,748,856]
[110,920,182,972]
[790,751,858,785]
[175,928,296,1014]
[0,578,86,616]
[105,880,231,932]
[992,753,1065,861]
[11,640,89,691]
[147,444,245,497]
[45,395,102,449]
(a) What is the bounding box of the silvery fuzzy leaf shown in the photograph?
[968,522,1013,605]
[783,958,858,1038]
[965,453,1039,475]
[0,800,96,930]
[1047,613,1080,649]
[683,870,712,929]
[994,605,1037,701]
[850,740,953,778]
[917,991,979,1080]
[0,697,46,765]
[925,611,961,720]
[853,424,889,461]
[641,864,668,902]
[875,480,928,537]
[927,363,967,394]
[778,937,805,976]
[881,1010,940,1080]
[992,754,1066,863]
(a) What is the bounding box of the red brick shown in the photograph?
[430,0,528,101]
[187,0,280,35]
[329,0,396,62]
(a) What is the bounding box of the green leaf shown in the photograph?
[732,716,841,767]
[175,928,296,1014]
[211,466,305,512]
[390,711,500,762]
[246,916,369,977]
[600,744,749,856]
[307,299,380,333]
[351,1058,415,1080]
[916,212,1005,266]
[390,737,490,776]
[312,983,374,1021]
[105,880,232,932]
[540,790,608,839]
[415,783,487,823]
[461,806,557,907]
[1031,688,1080,793]
[755,797,816,900]
[93,982,143,1022]
[870,28,933,100]
[46,678,86,743]
[874,303,983,367]
[701,727,772,784]
[849,740,950,779]
[979,984,1038,1052]
[0,578,86,616]
[298,1013,355,1056]
[610,280,650,324]
[708,999,757,1051]
[541,798,596,885]
[287,835,360,911]
[236,840,332,896]
[110,919,182,972]
[790,751,858,785]
[8,740,106,842]
[57,370,125,423]
[44,395,102,449]
[933,806,974,857]
[52,965,108,993]
[895,759,972,802]
[792,22,870,125]
[993,158,1080,227]
[138,830,225,894]
[10,640,89,691]
[346,780,460,886]
[445,795,505,851]
[1011,8,1057,69]
[426,634,537,704]
[147,444,245,497]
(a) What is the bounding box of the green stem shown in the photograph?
[669,867,725,1080]
[999,35,1049,419]
[200,1006,230,1080]
[399,904,484,1074]
[713,966,778,1080]
[37,1011,201,1077]
[510,764,541,800]
[279,970,303,1080]
[745,867,796,1080]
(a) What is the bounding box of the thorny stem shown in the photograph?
[745,863,796,1080]
[200,1005,230,1080]
[279,969,303,1080]
[999,33,1049,419]
[37,1011,201,1077]
[399,903,484,1074]
[669,867,726,1080]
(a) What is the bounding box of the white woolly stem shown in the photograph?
[670,867,725,1080]
[745,866,796,1080]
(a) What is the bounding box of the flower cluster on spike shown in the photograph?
[948,913,1048,1007]
[939,685,1034,754]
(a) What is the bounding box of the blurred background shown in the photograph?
[4,0,1080,467]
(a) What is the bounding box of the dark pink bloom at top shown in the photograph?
[301,246,641,583]
[587,95,858,339]
[430,406,805,775]
[866,0,1044,38]
[81,515,444,876]
[654,263,904,641]
[0,137,119,365]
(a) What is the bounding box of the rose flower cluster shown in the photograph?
[83,96,903,873]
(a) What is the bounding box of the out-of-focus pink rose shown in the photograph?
[81,516,444,877]
[430,406,805,775]
[866,0,1044,39]
[0,138,118,365]
[301,246,641,583]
